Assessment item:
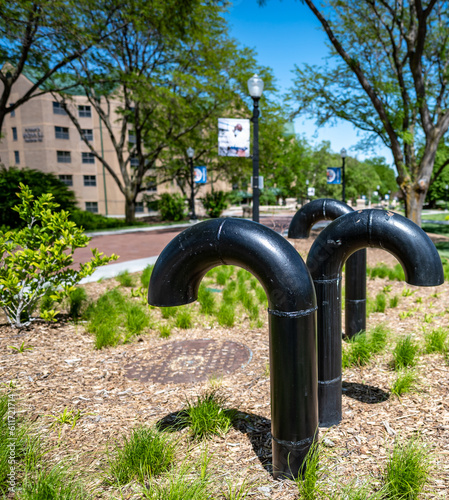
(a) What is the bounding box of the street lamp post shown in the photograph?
[248,74,264,223]
[340,148,347,203]
[187,147,197,221]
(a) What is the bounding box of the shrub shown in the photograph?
[0,166,77,229]
[69,209,133,231]
[158,193,186,221]
[0,184,117,327]
[200,190,229,218]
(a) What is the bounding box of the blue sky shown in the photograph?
[225,0,394,165]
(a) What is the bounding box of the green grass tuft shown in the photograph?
[179,390,237,440]
[198,285,216,315]
[116,270,135,287]
[140,264,154,289]
[382,437,432,499]
[389,295,400,308]
[158,324,172,338]
[374,293,387,313]
[67,286,88,318]
[343,331,372,368]
[175,308,193,329]
[125,304,150,336]
[391,370,417,397]
[392,335,419,370]
[216,303,235,327]
[424,327,448,354]
[107,426,176,485]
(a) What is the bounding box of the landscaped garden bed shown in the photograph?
[1,233,449,498]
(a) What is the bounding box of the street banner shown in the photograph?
[218,118,250,157]
[327,167,341,184]
[194,166,207,184]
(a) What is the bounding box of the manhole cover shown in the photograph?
[124,339,252,384]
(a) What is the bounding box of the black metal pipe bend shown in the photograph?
[288,199,367,338]
[306,209,444,427]
[148,218,318,479]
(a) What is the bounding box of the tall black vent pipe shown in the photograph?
[306,209,444,427]
[148,218,318,479]
[288,199,366,338]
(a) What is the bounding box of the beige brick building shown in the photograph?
[0,72,226,217]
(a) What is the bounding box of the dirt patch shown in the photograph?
[1,233,449,498]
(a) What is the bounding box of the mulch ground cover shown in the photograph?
[1,232,449,498]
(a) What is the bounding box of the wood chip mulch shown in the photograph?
[1,233,449,498]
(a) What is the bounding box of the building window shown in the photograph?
[57,151,71,163]
[85,202,98,213]
[12,127,17,141]
[14,151,20,164]
[81,129,93,141]
[55,126,69,139]
[78,105,91,118]
[53,101,67,115]
[130,156,139,167]
[146,176,157,192]
[82,152,95,164]
[135,201,144,213]
[59,175,73,186]
[83,175,96,187]
[128,130,136,144]
[10,103,15,117]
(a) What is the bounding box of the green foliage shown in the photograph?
[424,327,448,354]
[84,288,150,348]
[116,270,135,287]
[200,191,229,218]
[343,324,389,368]
[382,438,432,499]
[389,295,400,308]
[294,439,323,499]
[0,167,77,229]
[374,292,387,313]
[161,306,178,319]
[159,324,172,338]
[140,264,154,289]
[174,308,193,329]
[67,287,88,319]
[368,263,405,281]
[158,193,186,222]
[178,390,236,440]
[0,184,117,328]
[217,303,235,327]
[69,209,136,231]
[392,336,419,370]
[369,323,389,353]
[198,285,216,315]
[391,370,417,397]
[107,426,176,485]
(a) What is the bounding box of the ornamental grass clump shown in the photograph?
[179,390,237,440]
[424,327,448,354]
[107,426,176,485]
[392,335,419,370]
[391,370,417,397]
[381,437,433,499]
[0,184,117,327]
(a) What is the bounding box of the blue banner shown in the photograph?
[327,167,341,184]
[194,166,207,184]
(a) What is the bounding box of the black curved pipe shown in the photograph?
[148,218,318,479]
[288,198,367,338]
[306,209,444,427]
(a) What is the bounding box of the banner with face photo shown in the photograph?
[218,118,250,157]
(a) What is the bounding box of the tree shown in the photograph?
[0,166,77,228]
[287,0,449,225]
[0,0,137,132]
[58,1,261,223]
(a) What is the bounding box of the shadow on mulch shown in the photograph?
[342,381,389,404]
[156,410,273,474]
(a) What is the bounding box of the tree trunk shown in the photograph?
[125,198,136,225]
[404,187,426,227]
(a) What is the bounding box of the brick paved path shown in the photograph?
[73,215,296,268]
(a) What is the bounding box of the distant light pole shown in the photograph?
[187,147,197,221]
[340,148,347,203]
[248,74,264,223]
[446,184,448,211]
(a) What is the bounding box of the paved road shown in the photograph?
[75,215,298,283]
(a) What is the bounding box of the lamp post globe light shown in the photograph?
[248,74,264,223]
[187,147,197,221]
[340,148,347,203]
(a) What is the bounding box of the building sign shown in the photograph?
[327,167,341,184]
[218,118,250,157]
[23,128,43,143]
[307,187,315,197]
[194,166,207,184]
